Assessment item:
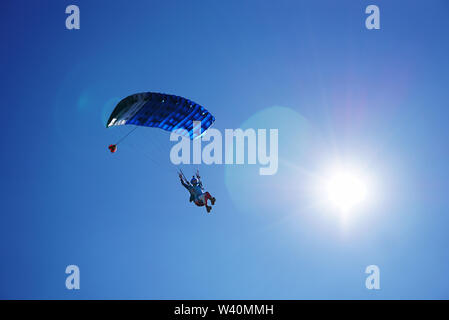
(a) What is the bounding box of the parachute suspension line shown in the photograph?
[141,131,170,169]
[115,126,139,146]
[127,139,167,170]
[123,130,171,172]
[108,126,139,153]
[179,168,187,182]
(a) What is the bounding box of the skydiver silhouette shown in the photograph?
[179,170,216,213]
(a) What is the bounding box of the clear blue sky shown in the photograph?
[1,0,449,299]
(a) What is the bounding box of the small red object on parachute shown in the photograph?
[108,144,117,153]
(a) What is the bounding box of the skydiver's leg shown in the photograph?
[203,192,211,206]
[203,192,213,213]
[204,192,216,206]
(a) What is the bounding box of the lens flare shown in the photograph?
[325,169,368,212]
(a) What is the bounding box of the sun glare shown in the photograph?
[324,168,368,212]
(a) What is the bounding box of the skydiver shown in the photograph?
[179,170,216,213]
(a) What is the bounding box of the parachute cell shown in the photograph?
[106,92,215,139]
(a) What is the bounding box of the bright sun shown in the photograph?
[324,169,368,212]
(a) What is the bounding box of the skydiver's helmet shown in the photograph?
[191,177,198,185]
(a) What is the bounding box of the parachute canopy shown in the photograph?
[106,92,215,139]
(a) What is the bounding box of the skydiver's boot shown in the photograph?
[206,205,212,213]
[211,197,216,205]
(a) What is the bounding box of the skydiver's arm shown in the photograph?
[195,171,204,189]
[180,177,190,190]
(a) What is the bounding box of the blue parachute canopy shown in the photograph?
[106,92,215,139]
